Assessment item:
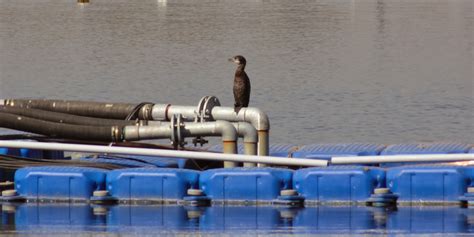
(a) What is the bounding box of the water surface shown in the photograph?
[1,204,473,236]
[0,0,472,144]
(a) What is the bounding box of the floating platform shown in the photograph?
[1,142,474,206]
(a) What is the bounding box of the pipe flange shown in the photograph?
[195,96,209,122]
[176,114,186,147]
[170,114,186,148]
[196,96,220,122]
[170,114,178,148]
[202,96,220,121]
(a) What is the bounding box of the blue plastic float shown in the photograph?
[199,167,294,204]
[14,166,107,201]
[386,165,474,204]
[293,166,385,204]
[106,168,199,203]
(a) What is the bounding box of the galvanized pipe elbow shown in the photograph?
[214,120,238,142]
[232,122,257,143]
[240,107,270,131]
[211,107,270,131]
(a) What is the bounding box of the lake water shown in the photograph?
[1,204,474,236]
[0,1,473,235]
[0,0,473,145]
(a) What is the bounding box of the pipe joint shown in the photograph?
[212,120,238,142]
[151,104,171,121]
[232,122,258,143]
[240,107,270,131]
[211,106,270,131]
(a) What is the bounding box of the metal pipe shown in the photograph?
[124,121,239,168]
[0,141,328,167]
[212,107,269,131]
[134,121,257,166]
[331,154,474,164]
[4,99,270,156]
[257,130,269,167]
[151,104,270,156]
[232,122,258,167]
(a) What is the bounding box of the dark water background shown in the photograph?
[0,0,472,145]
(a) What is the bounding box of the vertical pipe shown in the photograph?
[233,122,258,167]
[223,141,238,168]
[243,142,257,167]
[257,130,269,167]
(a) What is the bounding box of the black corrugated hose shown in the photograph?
[3,99,153,120]
[0,111,123,142]
[0,106,137,127]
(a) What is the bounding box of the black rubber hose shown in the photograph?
[0,112,123,142]
[0,106,137,127]
[3,99,153,120]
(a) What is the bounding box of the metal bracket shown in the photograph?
[170,114,187,149]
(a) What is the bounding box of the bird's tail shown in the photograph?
[234,106,242,114]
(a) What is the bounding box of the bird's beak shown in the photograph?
[228,58,234,62]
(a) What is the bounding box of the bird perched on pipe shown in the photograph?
[229,55,251,113]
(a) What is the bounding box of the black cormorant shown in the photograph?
[229,55,251,113]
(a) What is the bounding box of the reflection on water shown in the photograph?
[2,204,474,235]
[0,0,472,144]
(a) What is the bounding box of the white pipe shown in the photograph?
[150,105,270,131]
[124,121,238,142]
[331,154,474,164]
[0,141,328,167]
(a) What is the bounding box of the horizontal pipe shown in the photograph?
[0,141,328,167]
[212,106,269,131]
[150,105,270,132]
[331,154,474,164]
[0,106,137,126]
[0,112,122,142]
[2,99,152,120]
[123,121,238,142]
